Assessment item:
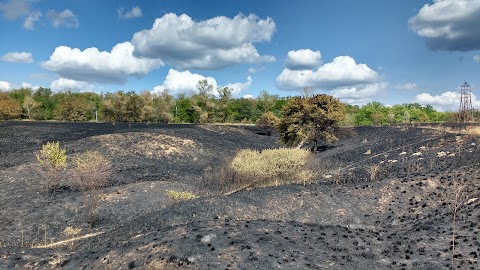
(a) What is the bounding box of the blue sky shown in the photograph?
[1,0,480,111]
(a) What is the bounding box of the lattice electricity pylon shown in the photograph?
[458,82,474,122]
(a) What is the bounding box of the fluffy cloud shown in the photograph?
[42,42,163,84]
[409,0,480,51]
[0,0,32,20]
[474,55,480,63]
[277,52,383,106]
[118,6,142,19]
[153,69,251,96]
[276,55,378,90]
[46,9,79,28]
[395,82,418,90]
[23,10,41,30]
[50,78,95,92]
[330,83,388,106]
[285,49,321,70]
[131,13,276,69]
[1,51,33,63]
[0,80,12,91]
[414,91,480,111]
[21,82,40,89]
[153,69,218,95]
[225,76,252,95]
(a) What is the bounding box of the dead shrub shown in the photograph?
[36,141,67,193]
[72,150,112,228]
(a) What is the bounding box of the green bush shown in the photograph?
[230,148,314,188]
[36,141,67,192]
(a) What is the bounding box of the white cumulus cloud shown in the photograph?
[409,0,480,51]
[330,83,388,106]
[1,51,33,63]
[50,78,95,92]
[153,69,252,96]
[118,6,142,19]
[0,80,12,91]
[277,52,383,106]
[474,55,480,63]
[153,69,218,95]
[46,9,79,28]
[276,55,378,90]
[414,91,480,111]
[42,42,163,84]
[285,49,321,70]
[225,76,252,95]
[21,82,40,89]
[131,13,276,69]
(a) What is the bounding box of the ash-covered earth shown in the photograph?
[0,121,479,270]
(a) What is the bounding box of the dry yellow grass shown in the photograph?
[230,148,314,187]
[165,190,198,200]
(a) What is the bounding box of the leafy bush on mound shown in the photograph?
[36,141,67,192]
[230,148,314,188]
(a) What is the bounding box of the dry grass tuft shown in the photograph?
[165,190,198,200]
[230,148,314,188]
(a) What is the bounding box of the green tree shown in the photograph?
[53,91,90,121]
[175,94,195,123]
[278,94,345,150]
[257,90,278,113]
[31,87,55,120]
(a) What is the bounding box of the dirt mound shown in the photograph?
[0,122,479,269]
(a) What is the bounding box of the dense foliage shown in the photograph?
[278,94,346,149]
[0,82,471,125]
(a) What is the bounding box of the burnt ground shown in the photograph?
[0,121,479,270]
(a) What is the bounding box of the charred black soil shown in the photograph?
[0,121,479,270]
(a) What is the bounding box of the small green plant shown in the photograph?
[73,150,112,228]
[166,190,198,200]
[36,141,67,192]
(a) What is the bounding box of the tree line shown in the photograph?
[0,80,474,125]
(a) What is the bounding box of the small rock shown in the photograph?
[448,153,455,157]
[201,234,216,243]
[436,152,446,157]
[364,149,372,155]
[412,152,422,156]
[399,152,407,156]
